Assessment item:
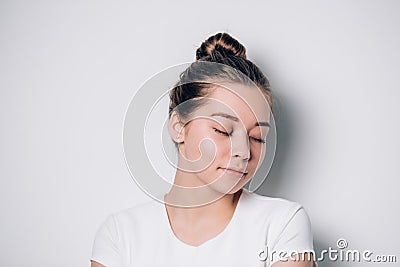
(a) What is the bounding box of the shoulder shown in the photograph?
[241,189,305,218]
[98,196,163,233]
[240,191,314,265]
[240,189,312,237]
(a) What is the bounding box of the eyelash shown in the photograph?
[214,128,232,136]
[251,137,266,144]
[213,128,266,144]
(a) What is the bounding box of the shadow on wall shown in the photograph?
[255,90,297,198]
[252,92,346,267]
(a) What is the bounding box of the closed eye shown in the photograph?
[214,128,265,144]
[250,136,266,144]
[213,128,232,136]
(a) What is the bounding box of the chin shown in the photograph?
[209,178,244,195]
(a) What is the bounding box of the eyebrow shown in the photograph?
[210,112,270,127]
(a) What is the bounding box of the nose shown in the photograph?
[231,133,250,161]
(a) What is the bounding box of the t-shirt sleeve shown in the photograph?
[269,204,315,266]
[91,214,123,267]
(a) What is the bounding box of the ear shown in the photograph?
[168,111,185,143]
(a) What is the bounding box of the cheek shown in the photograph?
[184,130,231,167]
[184,128,217,160]
[213,138,232,157]
[248,145,265,169]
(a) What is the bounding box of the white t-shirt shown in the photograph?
[91,189,315,267]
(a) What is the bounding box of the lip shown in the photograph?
[219,167,248,178]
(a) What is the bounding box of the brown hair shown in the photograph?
[169,32,273,121]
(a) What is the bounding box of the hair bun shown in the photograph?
[196,32,247,60]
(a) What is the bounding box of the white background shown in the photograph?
[1,0,399,266]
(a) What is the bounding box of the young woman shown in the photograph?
[90,32,316,267]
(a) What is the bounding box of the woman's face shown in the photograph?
[173,83,271,195]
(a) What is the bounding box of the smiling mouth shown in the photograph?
[218,167,248,178]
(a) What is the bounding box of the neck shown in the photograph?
[163,166,244,224]
[164,186,243,225]
[165,167,243,207]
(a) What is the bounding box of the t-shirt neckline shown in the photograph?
[161,189,247,249]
